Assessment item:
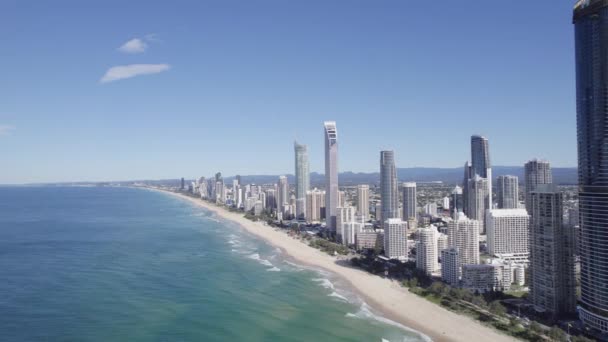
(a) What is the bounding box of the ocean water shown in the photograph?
[0,186,427,342]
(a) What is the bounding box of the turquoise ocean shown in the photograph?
[0,186,428,341]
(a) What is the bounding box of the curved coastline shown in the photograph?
[152,188,516,342]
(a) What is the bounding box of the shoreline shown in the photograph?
[153,188,515,342]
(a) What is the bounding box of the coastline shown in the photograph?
[153,188,516,342]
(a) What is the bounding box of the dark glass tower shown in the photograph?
[574,0,608,332]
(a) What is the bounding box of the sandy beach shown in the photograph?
[157,188,515,342]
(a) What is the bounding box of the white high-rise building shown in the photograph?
[424,203,438,217]
[416,226,439,274]
[357,184,370,220]
[437,233,448,257]
[342,216,364,246]
[462,260,512,293]
[441,248,460,286]
[336,206,355,244]
[380,151,399,220]
[402,182,417,221]
[383,218,408,260]
[467,175,489,233]
[324,121,339,232]
[306,188,325,223]
[447,213,480,267]
[486,209,529,260]
[277,176,288,214]
[442,196,450,211]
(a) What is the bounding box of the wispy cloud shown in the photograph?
[100,64,171,83]
[0,125,15,136]
[118,38,147,54]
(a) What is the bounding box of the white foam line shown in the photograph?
[345,303,432,342]
[267,267,281,272]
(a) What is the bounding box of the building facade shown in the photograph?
[357,184,370,220]
[524,159,552,212]
[529,185,577,318]
[467,175,489,233]
[416,226,439,274]
[402,182,417,221]
[496,175,519,209]
[324,121,339,232]
[384,218,408,259]
[380,151,399,220]
[486,209,529,258]
[294,141,310,221]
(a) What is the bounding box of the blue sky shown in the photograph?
[0,1,576,184]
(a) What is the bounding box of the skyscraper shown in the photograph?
[573,1,608,330]
[416,226,439,275]
[462,161,472,215]
[380,151,399,220]
[294,141,310,221]
[180,177,185,190]
[470,135,490,178]
[524,159,552,213]
[402,182,417,221]
[470,135,492,209]
[324,121,339,232]
[447,213,480,268]
[356,184,370,220]
[496,175,519,209]
[451,185,464,217]
[467,175,489,233]
[529,185,576,318]
[486,209,529,259]
[384,218,408,260]
[277,175,288,214]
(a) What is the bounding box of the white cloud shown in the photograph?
[100,64,171,83]
[0,125,15,136]
[118,38,147,54]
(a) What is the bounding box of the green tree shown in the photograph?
[488,300,506,316]
[529,321,542,334]
[572,335,596,342]
[429,282,445,296]
[408,277,418,288]
[548,326,568,342]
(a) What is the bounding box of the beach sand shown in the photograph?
[157,189,516,342]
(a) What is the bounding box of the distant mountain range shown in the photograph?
[27,166,577,187]
[219,166,577,186]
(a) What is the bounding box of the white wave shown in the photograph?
[329,291,348,302]
[312,277,335,290]
[248,253,274,268]
[345,303,432,342]
[267,267,281,272]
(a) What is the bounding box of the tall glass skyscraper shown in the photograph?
[294,141,310,221]
[380,151,398,220]
[324,121,339,232]
[574,0,608,332]
[470,135,490,178]
[470,135,492,209]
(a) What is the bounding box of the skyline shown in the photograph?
[1,1,577,184]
